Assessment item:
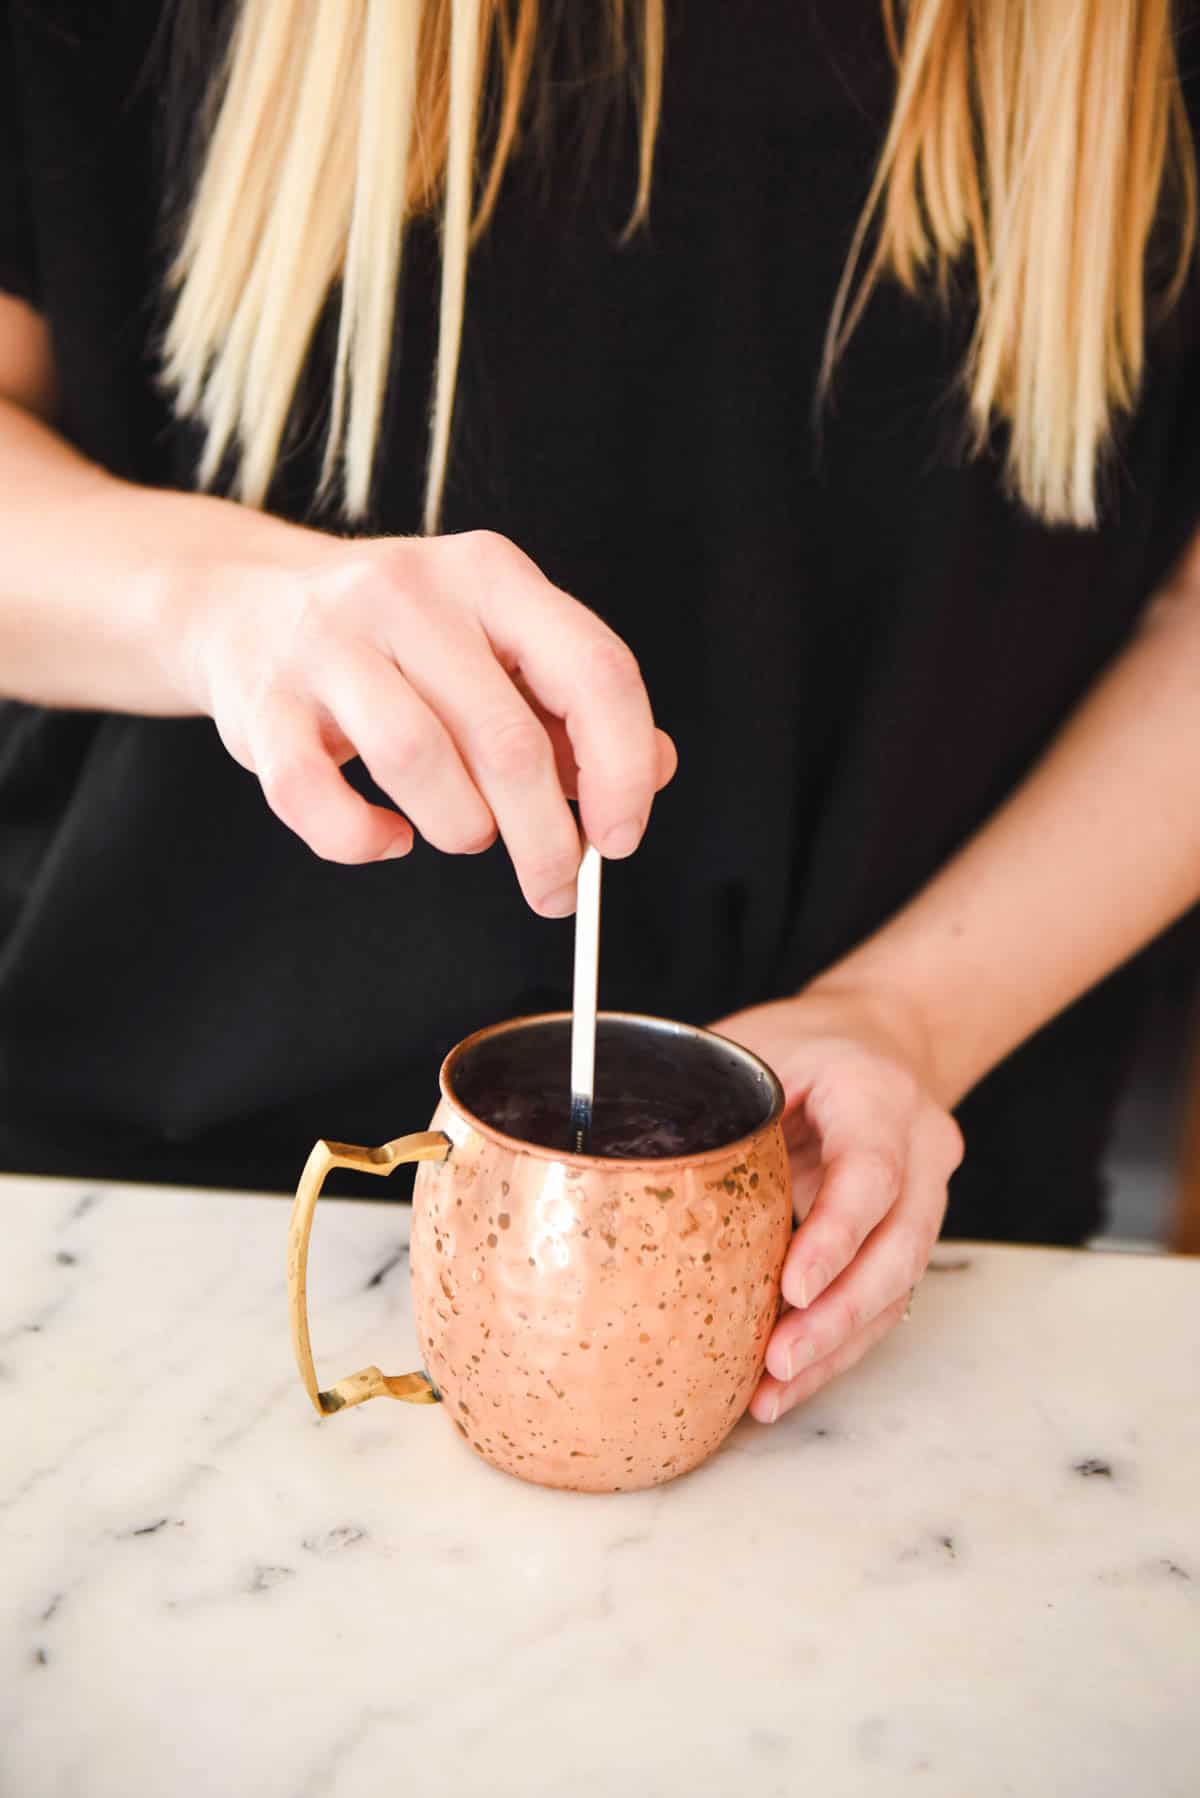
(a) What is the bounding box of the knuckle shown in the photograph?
[475,713,550,783]
[259,752,318,821]
[457,528,522,577]
[361,537,416,592]
[834,1292,864,1339]
[362,717,440,784]
[805,1069,858,1135]
[360,554,439,635]
[518,845,580,895]
[820,1211,863,1275]
[346,543,436,634]
[278,574,347,653]
[844,1147,904,1209]
[583,631,643,698]
[802,1073,838,1134]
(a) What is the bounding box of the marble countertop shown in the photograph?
[1,1174,1197,1798]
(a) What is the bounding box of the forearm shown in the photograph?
[0,396,308,713]
[817,554,1200,1109]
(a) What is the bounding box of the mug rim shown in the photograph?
[437,1009,786,1170]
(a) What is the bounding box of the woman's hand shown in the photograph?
[169,527,676,915]
[711,980,963,1423]
[0,302,673,911]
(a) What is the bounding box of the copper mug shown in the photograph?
[288,1012,791,1492]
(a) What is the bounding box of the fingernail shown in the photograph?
[601,819,642,858]
[381,833,412,861]
[761,1395,780,1425]
[796,1263,829,1309]
[784,1338,816,1382]
[539,884,577,918]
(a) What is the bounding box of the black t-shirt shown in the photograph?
[2,1,1198,1237]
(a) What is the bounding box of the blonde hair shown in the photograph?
[831,0,1197,526]
[164,0,1193,532]
[164,0,662,529]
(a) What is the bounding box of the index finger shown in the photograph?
[475,552,662,858]
[780,1056,915,1311]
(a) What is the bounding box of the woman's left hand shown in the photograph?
[710,981,964,1423]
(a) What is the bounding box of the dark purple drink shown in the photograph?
[452,1015,775,1159]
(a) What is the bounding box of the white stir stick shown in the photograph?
[569,842,602,1153]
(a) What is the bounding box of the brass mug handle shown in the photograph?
[288,1132,451,1417]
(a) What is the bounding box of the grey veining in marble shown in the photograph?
[1,1174,1197,1798]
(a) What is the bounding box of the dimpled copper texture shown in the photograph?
[409,1020,791,1494]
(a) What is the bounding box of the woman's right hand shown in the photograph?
[169,527,677,916]
[0,301,671,914]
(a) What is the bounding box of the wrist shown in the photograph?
[798,963,956,1110]
[134,490,323,715]
[137,539,208,715]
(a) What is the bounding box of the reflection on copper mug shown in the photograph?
[288,1013,791,1492]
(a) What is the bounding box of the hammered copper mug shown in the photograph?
[288,1012,791,1492]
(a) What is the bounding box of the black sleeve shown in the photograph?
[0,7,39,306]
